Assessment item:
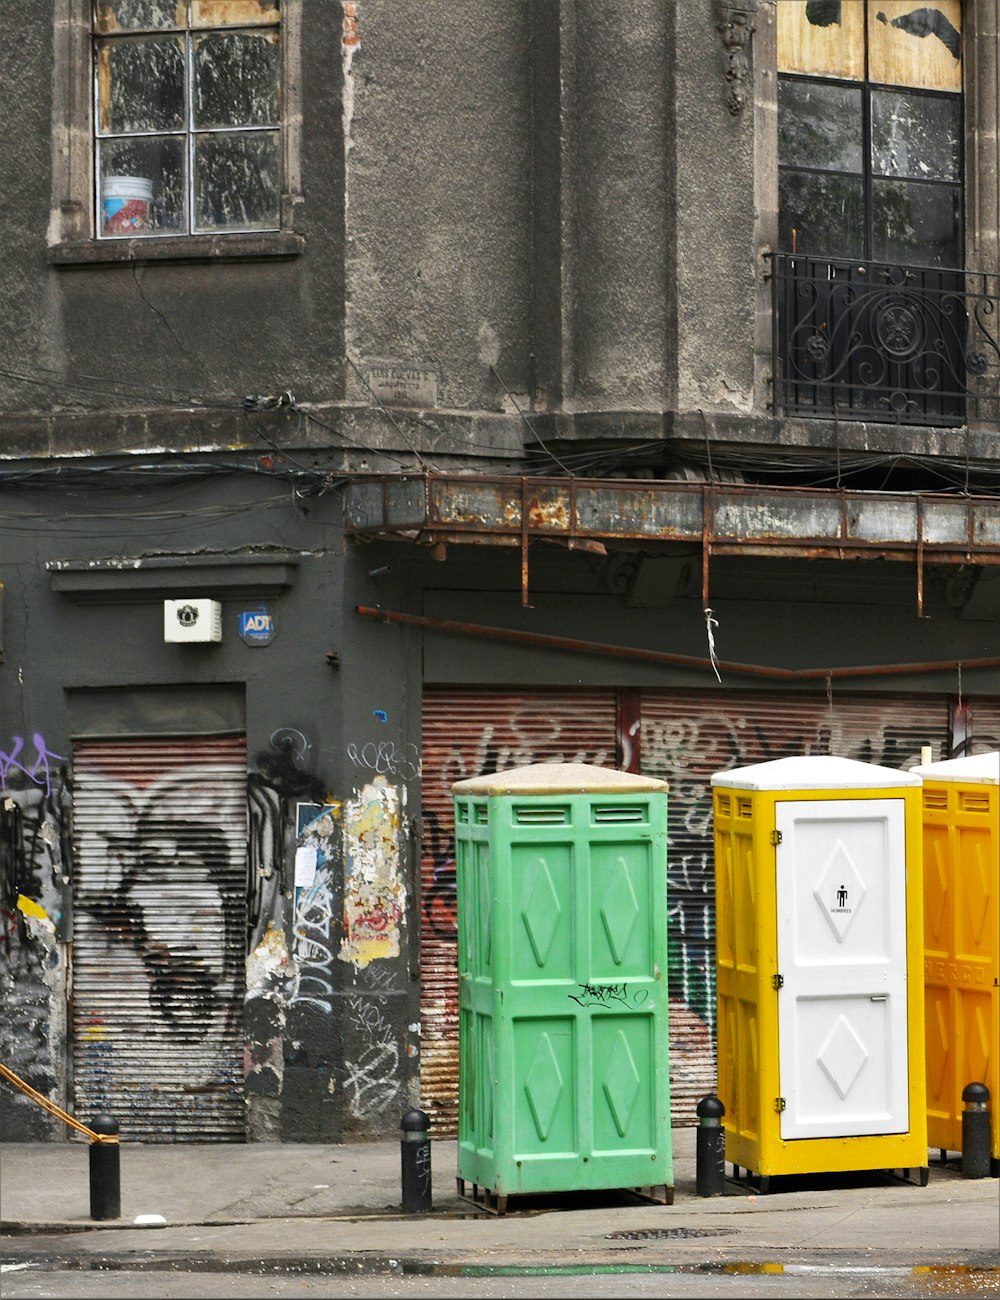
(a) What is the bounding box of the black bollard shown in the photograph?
[961,1083,991,1179]
[89,1113,121,1221]
[696,1094,726,1197]
[400,1108,432,1213]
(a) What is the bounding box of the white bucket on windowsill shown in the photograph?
[102,175,153,235]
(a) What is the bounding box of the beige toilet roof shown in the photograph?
[452,762,669,795]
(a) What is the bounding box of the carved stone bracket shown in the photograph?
[717,1,758,115]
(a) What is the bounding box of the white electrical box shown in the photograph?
[163,599,222,643]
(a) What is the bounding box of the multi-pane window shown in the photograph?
[777,0,963,269]
[94,0,281,238]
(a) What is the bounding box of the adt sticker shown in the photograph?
[239,606,276,645]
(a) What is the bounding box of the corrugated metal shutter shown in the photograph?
[72,736,247,1142]
[420,688,617,1136]
[967,696,1000,753]
[639,687,951,1125]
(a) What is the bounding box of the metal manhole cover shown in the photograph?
[607,1227,735,1240]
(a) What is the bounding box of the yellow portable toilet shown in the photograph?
[911,751,999,1174]
[711,754,927,1191]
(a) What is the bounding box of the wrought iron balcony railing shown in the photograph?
[771,253,999,427]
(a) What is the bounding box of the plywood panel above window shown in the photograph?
[778,0,865,80]
[868,1,962,92]
[779,1,962,91]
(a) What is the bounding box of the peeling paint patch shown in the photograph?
[245,1033,283,1079]
[340,777,405,968]
[16,896,56,942]
[16,894,48,921]
[343,1,359,49]
[247,921,289,989]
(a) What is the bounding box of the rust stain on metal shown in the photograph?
[526,496,571,530]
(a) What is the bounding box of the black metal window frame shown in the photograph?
[778,69,964,270]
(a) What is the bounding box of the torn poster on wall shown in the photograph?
[294,802,341,909]
[340,777,405,968]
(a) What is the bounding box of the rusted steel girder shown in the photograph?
[344,473,1000,611]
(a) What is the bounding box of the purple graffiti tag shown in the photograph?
[0,734,66,798]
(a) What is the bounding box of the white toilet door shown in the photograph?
[775,798,909,1140]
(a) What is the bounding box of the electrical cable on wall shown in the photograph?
[3,361,998,493]
[489,365,575,476]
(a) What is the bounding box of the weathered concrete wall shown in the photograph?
[0,480,423,1143]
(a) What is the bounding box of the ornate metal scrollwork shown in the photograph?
[772,252,1000,426]
[717,1,758,115]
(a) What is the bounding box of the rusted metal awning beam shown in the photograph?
[344,473,1000,561]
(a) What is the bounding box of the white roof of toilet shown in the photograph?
[711,754,920,791]
[910,751,999,785]
[453,762,669,795]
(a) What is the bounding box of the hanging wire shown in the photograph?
[704,607,722,683]
[489,365,575,476]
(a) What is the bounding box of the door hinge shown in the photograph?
[770,829,782,845]
[775,1096,786,1113]
[771,973,784,990]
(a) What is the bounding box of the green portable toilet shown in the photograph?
[452,762,673,1213]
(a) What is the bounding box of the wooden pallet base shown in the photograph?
[456,1177,675,1216]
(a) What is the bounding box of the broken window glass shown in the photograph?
[98,36,185,134]
[779,80,863,174]
[194,131,279,231]
[194,29,279,129]
[871,90,961,182]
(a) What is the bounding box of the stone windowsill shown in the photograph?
[48,231,305,266]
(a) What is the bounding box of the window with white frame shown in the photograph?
[93,0,281,239]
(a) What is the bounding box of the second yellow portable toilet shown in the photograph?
[711,754,928,1190]
[911,751,999,1175]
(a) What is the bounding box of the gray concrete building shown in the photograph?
[1,1,997,1148]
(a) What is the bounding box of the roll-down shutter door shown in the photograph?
[72,736,247,1142]
[420,688,617,1136]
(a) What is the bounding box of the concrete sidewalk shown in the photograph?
[2,1127,999,1278]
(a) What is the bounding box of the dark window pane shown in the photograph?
[194,131,280,230]
[194,30,279,128]
[99,36,185,133]
[95,0,183,33]
[872,179,960,267]
[100,136,186,235]
[778,78,863,172]
[779,171,865,258]
[871,91,961,181]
